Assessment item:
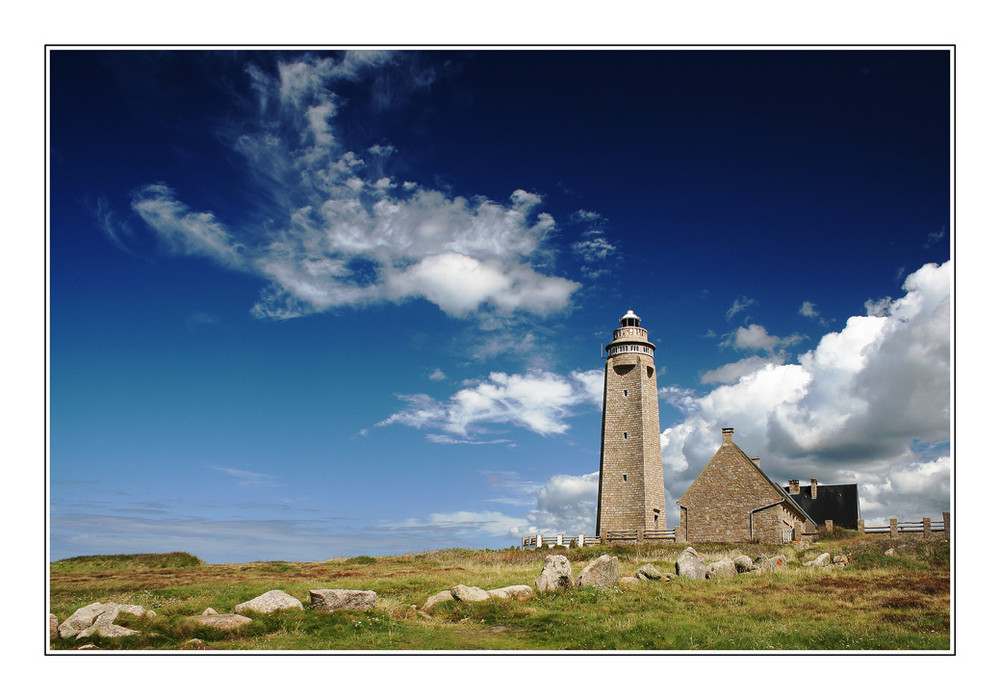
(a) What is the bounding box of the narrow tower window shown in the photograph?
[623,474,627,482]
[623,432,628,440]
[623,389,628,397]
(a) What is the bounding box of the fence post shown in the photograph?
[923,517,931,537]
[556,534,564,547]
[890,518,898,537]
[578,534,585,547]
[536,534,544,548]
[858,519,865,534]
[943,512,950,534]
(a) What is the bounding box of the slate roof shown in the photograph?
[782,483,859,529]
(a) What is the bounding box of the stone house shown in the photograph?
[676,428,817,544]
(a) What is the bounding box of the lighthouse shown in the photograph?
[595,310,667,539]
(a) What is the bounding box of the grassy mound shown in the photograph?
[51,551,204,572]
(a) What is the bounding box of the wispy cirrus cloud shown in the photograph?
[128,53,579,322]
[208,465,278,487]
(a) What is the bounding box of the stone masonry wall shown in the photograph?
[596,351,666,536]
[678,441,804,543]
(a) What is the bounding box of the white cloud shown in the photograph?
[377,368,604,438]
[662,261,952,523]
[725,295,757,321]
[208,465,278,487]
[699,356,780,385]
[392,510,530,538]
[428,368,447,381]
[721,323,805,353]
[130,54,579,321]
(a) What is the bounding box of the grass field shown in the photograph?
[48,534,950,652]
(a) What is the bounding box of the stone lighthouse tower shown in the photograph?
[595,310,666,539]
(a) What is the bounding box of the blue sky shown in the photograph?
[48,49,952,563]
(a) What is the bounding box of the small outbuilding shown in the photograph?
[783,479,859,530]
[677,428,816,544]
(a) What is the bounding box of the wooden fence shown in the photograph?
[520,529,675,548]
[852,512,950,537]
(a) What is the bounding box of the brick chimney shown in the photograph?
[722,427,734,445]
[810,478,818,499]
[751,457,760,468]
[788,479,800,494]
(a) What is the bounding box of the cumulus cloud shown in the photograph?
[662,261,952,524]
[129,53,579,320]
[720,323,805,353]
[377,368,604,438]
[478,471,600,537]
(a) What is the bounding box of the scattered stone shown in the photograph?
[635,563,663,580]
[706,558,737,579]
[451,584,491,602]
[487,585,534,601]
[833,554,849,567]
[804,552,831,567]
[421,590,457,612]
[233,590,303,615]
[619,576,640,587]
[733,555,755,573]
[309,589,378,611]
[884,547,897,556]
[201,607,219,616]
[676,547,707,580]
[187,613,253,630]
[77,617,141,640]
[58,602,150,640]
[534,554,575,592]
[753,554,787,570]
[76,644,100,650]
[577,555,621,589]
[50,614,58,640]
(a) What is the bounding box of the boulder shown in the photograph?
[201,608,219,616]
[234,590,303,614]
[77,619,141,639]
[833,554,849,567]
[487,585,534,601]
[675,547,707,580]
[534,554,575,592]
[421,590,457,612]
[577,555,620,589]
[804,552,831,567]
[451,584,491,602]
[309,589,378,611]
[58,602,150,640]
[619,576,640,587]
[733,555,755,573]
[635,563,663,580]
[187,613,252,630]
[706,558,737,579]
[753,554,787,570]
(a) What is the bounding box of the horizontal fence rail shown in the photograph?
[854,513,950,537]
[520,529,675,548]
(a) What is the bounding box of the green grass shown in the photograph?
[49,537,950,651]
[51,552,204,572]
